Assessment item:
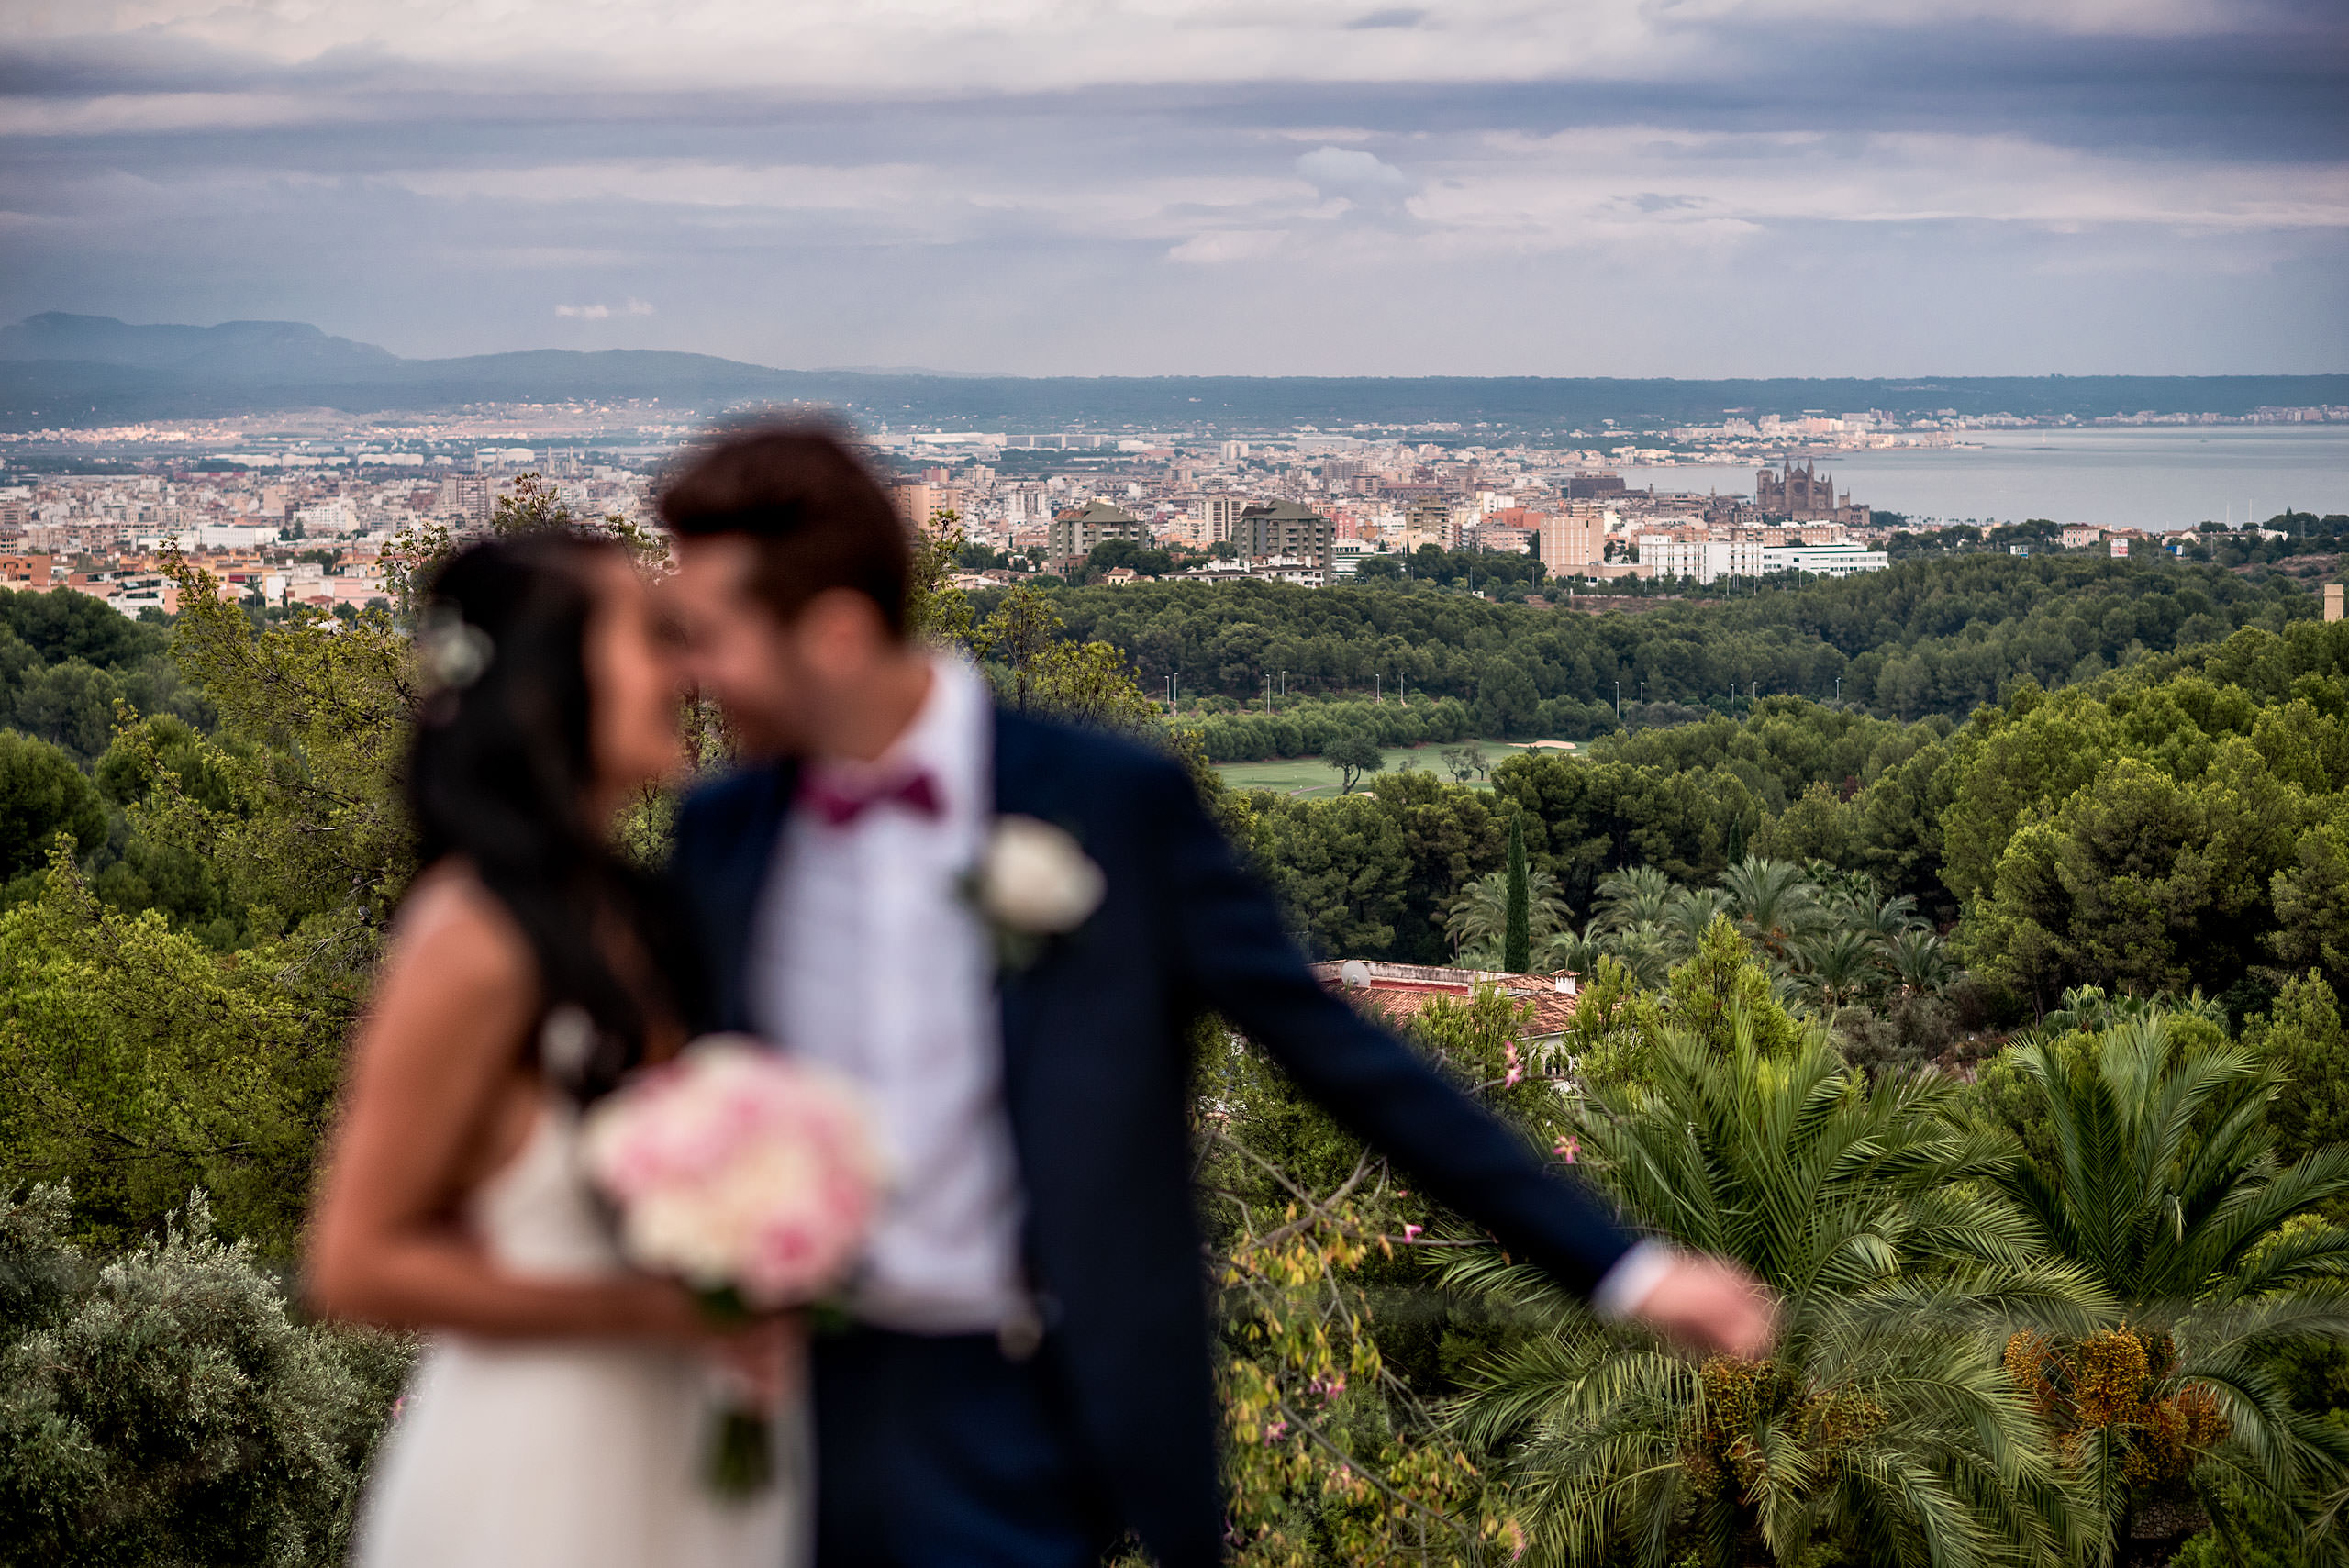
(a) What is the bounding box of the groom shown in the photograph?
[661,427,1770,1568]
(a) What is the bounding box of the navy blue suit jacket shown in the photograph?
[669,707,1635,1565]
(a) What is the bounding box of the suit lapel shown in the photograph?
[711,759,798,1033]
[988,707,1061,1097]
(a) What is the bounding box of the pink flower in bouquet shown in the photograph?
[580,1036,884,1309]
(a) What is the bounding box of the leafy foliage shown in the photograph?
[1199,986,1565,1567]
[0,864,346,1252]
[1988,1014,2349,1558]
[1446,971,2092,1568]
[1005,552,2307,727]
[1323,730,1385,795]
[0,731,105,886]
[0,1186,410,1568]
[0,540,2343,1564]
[160,555,417,965]
[2243,973,2349,1165]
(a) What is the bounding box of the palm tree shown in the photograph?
[1885,929,1953,997]
[1598,921,1677,990]
[1446,1011,2094,1568]
[1791,928,1884,1010]
[2165,987,2231,1031]
[1718,855,1826,957]
[1842,891,1927,941]
[1992,1015,2349,1563]
[1445,867,1570,960]
[1658,886,1736,957]
[1593,866,1675,931]
[1542,920,1609,982]
[1805,861,1878,907]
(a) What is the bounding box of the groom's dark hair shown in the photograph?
[657,423,913,640]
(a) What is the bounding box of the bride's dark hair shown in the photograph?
[405,533,700,1103]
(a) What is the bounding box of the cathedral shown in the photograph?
[1755,458,1870,528]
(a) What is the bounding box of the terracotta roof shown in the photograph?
[1308,960,1580,1037]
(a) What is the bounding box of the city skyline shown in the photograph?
[2,1,2344,378]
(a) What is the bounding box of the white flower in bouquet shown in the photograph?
[581,1037,883,1312]
[974,816,1105,936]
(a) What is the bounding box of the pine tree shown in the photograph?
[1503,808,1531,974]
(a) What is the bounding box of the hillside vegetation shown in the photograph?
[1005,554,2317,757]
[0,549,2345,1566]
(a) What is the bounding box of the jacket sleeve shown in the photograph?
[1141,759,1637,1298]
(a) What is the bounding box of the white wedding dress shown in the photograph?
[353,1095,806,1568]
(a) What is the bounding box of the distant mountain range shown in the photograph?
[3,312,2343,434]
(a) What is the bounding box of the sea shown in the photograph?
[1615,426,2349,532]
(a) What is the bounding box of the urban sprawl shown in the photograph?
[2,400,2343,617]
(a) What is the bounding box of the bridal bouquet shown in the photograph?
[580,1036,882,1497]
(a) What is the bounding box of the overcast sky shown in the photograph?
[1,1,2343,376]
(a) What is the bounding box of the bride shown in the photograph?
[306,534,803,1568]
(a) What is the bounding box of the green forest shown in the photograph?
[996,552,2317,754]
[3,541,2348,1568]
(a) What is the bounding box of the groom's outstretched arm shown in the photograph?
[1139,760,1638,1298]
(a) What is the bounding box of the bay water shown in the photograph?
[1617,425,2349,531]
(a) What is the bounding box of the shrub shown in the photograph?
[0,1186,411,1568]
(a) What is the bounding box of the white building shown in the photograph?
[1252,555,1327,587]
[294,497,362,536]
[1762,544,1890,577]
[1174,554,1326,588]
[198,521,283,549]
[1636,536,1765,584]
[1199,495,1247,544]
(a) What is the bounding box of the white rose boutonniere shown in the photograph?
[967,816,1106,968]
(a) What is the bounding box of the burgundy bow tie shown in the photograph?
[799,768,943,828]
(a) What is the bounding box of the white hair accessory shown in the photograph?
[417,604,495,692]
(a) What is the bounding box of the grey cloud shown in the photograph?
[0,6,2340,375]
[1296,145,1413,195]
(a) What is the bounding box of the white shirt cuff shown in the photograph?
[1589,1238,1677,1321]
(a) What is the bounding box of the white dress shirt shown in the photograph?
[748,656,1027,1335]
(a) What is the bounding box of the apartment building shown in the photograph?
[1637,535,1765,584]
[1762,544,1890,577]
[1200,495,1247,544]
[1538,507,1611,577]
[1047,498,1149,564]
[1234,499,1334,572]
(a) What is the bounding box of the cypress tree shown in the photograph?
[1504,808,1531,974]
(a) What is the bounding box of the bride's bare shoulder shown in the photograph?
[384,860,534,995]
